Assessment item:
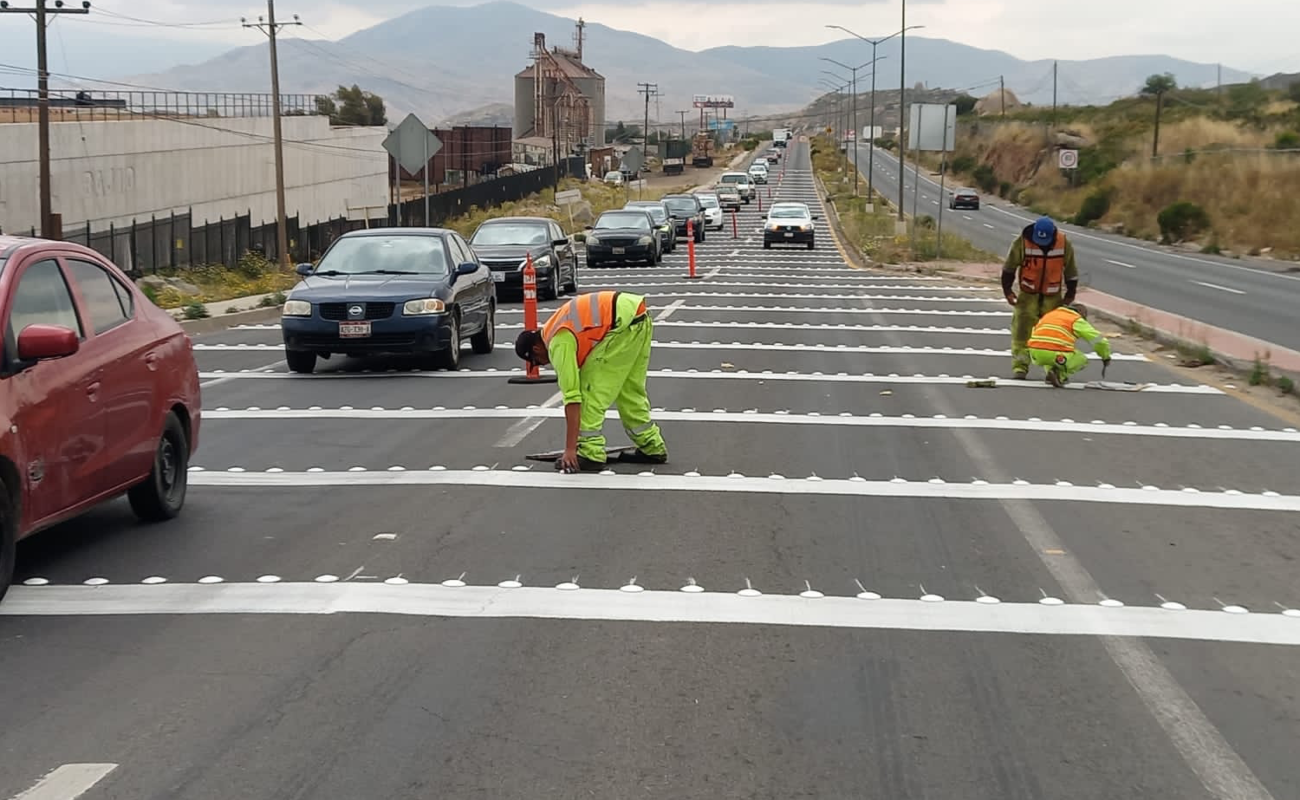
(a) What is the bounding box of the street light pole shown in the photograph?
[822,57,873,197]
[243,2,300,267]
[825,21,923,215]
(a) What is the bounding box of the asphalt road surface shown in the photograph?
[2,140,1299,800]
[852,141,1300,353]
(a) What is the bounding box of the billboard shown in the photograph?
[708,119,736,131]
[693,94,735,109]
[906,103,957,152]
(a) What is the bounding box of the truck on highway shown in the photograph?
[662,138,690,175]
[772,128,792,147]
[691,132,714,168]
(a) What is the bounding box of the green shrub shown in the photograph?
[1072,186,1115,226]
[998,180,1012,198]
[1278,375,1295,394]
[1249,357,1270,387]
[1273,131,1300,150]
[916,214,936,229]
[951,155,977,173]
[182,302,210,320]
[971,164,998,193]
[141,283,160,305]
[1156,201,1212,243]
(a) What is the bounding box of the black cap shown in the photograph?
[515,329,542,362]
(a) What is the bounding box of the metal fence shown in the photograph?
[0,87,322,122]
[40,156,588,274]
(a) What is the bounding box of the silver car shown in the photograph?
[713,184,742,210]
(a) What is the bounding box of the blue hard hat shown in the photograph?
[1031,216,1057,246]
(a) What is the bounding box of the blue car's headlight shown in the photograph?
[282,300,311,317]
[403,298,446,316]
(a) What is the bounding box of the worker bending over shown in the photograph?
[1027,303,1112,387]
[1004,216,1079,379]
[515,291,669,473]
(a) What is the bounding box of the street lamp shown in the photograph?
[815,79,844,144]
[818,73,850,164]
[826,22,924,209]
[821,57,872,196]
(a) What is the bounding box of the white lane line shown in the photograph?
[11,764,118,800]
[988,202,1300,284]
[1106,259,1137,269]
[5,584,1298,647]
[963,215,973,220]
[272,306,1015,321]
[196,341,1147,360]
[184,470,1300,512]
[203,407,1300,443]
[580,280,992,291]
[1191,280,1247,296]
[498,321,1010,335]
[653,298,686,321]
[983,223,995,229]
[277,292,1012,304]
[200,360,283,387]
[704,266,723,279]
[195,370,1222,394]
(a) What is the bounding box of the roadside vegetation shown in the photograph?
[922,77,1300,258]
[812,136,997,264]
[141,252,297,310]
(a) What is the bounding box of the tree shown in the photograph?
[315,85,386,127]
[1141,73,1177,157]
[953,94,978,116]
[1225,80,1269,127]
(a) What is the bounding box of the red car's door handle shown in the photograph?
[86,381,101,399]
[145,353,160,371]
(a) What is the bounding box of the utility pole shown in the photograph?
[677,110,687,141]
[637,82,657,159]
[2,0,92,239]
[897,1,907,223]
[1000,75,1006,117]
[1217,63,1222,99]
[243,2,300,267]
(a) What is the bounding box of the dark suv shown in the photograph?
[468,216,579,300]
[660,194,707,243]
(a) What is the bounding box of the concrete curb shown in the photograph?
[181,305,282,335]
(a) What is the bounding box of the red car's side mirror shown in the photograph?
[16,324,80,362]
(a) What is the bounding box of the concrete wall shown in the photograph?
[0,116,388,234]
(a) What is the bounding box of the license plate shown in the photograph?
[492,272,505,282]
[339,321,371,338]
[784,232,794,238]
[612,247,625,254]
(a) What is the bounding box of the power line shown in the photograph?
[242,1,300,267]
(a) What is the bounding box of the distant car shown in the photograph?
[694,192,725,230]
[0,235,202,601]
[949,188,980,210]
[585,209,661,267]
[713,184,742,211]
[766,148,781,164]
[624,201,677,253]
[603,170,625,185]
[281,228,496,374]
[660,194,707,242]
[469,216,578,300]
[719,172,755,202]
[748,162,769,184]
[763,202,818,250]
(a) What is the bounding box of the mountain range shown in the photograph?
[114,1,1255,129]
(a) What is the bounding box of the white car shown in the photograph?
[763,202,817,250]
[719,172,754,202]
[694,192,725,230]
[603,170,625,185]
[748,162,769,184]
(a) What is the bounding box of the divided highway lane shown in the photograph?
[2,140,1299,800]
[858,142,1300,352]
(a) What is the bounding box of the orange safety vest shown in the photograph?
[1027,306,1081,352]
[1019,230,1067,295]
[541,291,619,368]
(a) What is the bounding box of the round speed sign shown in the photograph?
[1058,149,1079,169]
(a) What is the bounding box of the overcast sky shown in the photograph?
[46,0,1300,76]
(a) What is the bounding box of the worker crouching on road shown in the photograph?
[1003,216,1080,379]
[515,290,669,474]
[1027,303,1112,387]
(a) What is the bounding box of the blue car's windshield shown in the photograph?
[471,223,550,246]
[596,212,652,231]
[314,235,449,276]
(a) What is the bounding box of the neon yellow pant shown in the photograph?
[1011,292,1065,374]
[576,317,667,462]
[1030,347,1089,381]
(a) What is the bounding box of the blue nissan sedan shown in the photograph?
[280,228,496,373]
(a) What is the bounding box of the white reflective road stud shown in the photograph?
[183,470,1300,513]
[3,584,1298,648]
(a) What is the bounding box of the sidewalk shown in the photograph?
[944,261,1300,374]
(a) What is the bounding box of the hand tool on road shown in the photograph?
[527,445,640,463]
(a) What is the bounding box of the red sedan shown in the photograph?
[0,236,201,600]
